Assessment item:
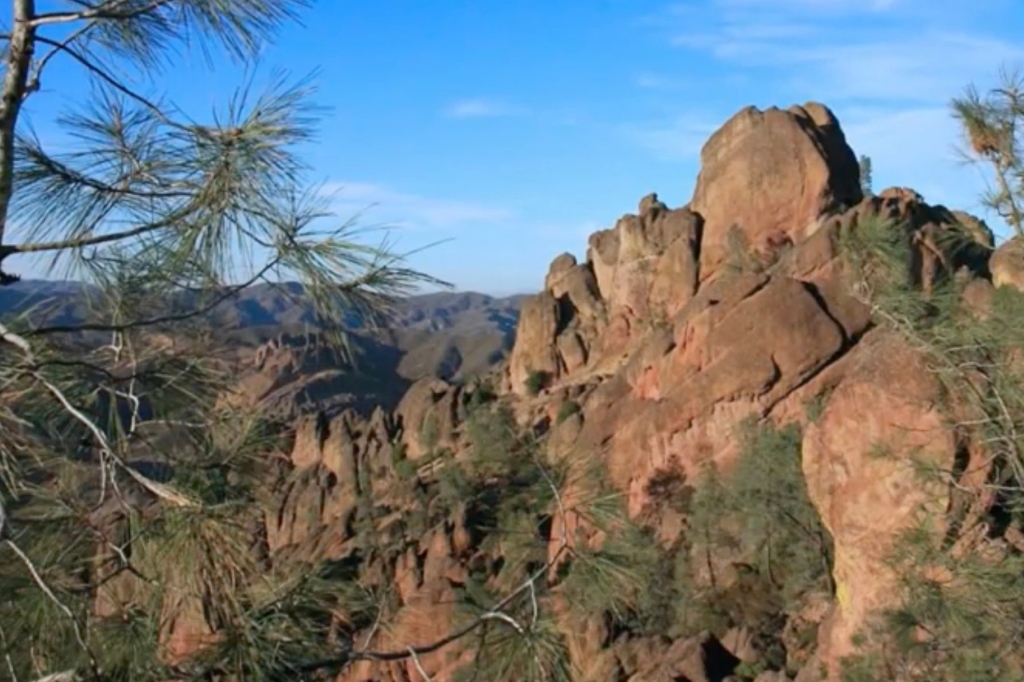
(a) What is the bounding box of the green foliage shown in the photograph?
[803,387,833,424]
[555,399,580,424]
[951,67,1024,237]
[731,418,835,600]
[840,526,1024,682]
[0,1,445,680]
[394,458,418,480]
[420,402,583,679]
[643,421,833,659]
[834,185,1024,677]
[457,617,573,682]
[561,506,661,627]
[524,370,548,396]
[724,224,762,273]
[467,378,498,413]
[687,460,737,593]
[723,224,792,275]
[735,659,771,681]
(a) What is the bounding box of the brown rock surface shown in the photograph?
[507,291,562,395]
[991,236,1024,291]
[690,103,862,280]
[801,332,955,678]
[498,101,990,680]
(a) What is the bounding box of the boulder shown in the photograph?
[691,103,862,280]
[991,236,1024,291]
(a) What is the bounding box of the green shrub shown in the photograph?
[390,441,408,465]
[524,370,548,396]
[394,458,418,480]
[555,399,580,424]
[469,378,497,406]
[803,388,832,424]
[730,417,834,600]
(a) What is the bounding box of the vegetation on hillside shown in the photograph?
[634,419,833,678]
[834,67,1024,681]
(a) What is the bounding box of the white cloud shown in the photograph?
[318,181,514,229]
[634,73,681,90]
[656,0,1022,103]
[710,32,1024,103]
[443,98,526,119]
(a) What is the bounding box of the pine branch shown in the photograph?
[0,319,198,508]
[407,647,434,682]
[29,672,79,682]
[1,539,96,673]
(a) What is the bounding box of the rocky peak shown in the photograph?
[690,102,862,279]
[502,100,1004,680]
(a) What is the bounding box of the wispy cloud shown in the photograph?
[634,73,682,90]
[319,181,514,229]
[713,0,903,10]
[628,0,1019,217]
[620,116,721,160]
[443,98,526,119]
[654,0,1024,102]
[701,31,1024,103]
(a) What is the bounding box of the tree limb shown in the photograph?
[2,539,95,671]
[29,0,174,27]
[0,0,37,255]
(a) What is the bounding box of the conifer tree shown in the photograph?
[832,72,1024,673]
[951,66,1024,238]
[0,2,454,681]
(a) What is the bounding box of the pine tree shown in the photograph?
[951,66,1024,238]
[858,155,873,196]
[0,3,449,681]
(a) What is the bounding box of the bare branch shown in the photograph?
[28,671,79,682]
[0,0,37,255]
[407,647,434,682]
[0,319,198,507]
[30,0,174,27]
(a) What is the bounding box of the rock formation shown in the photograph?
[500,101,1001,680]
[103,100,1018,682]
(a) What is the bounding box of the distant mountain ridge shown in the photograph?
[0,279,527,336]
[0,280,529,417]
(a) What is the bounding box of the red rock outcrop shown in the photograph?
[690,103,862,278]
[991,236,1024,291]
[503,102,997,680]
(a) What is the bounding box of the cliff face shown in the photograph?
[118,101,1024,681]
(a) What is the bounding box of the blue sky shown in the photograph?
[9,0,1024,295]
